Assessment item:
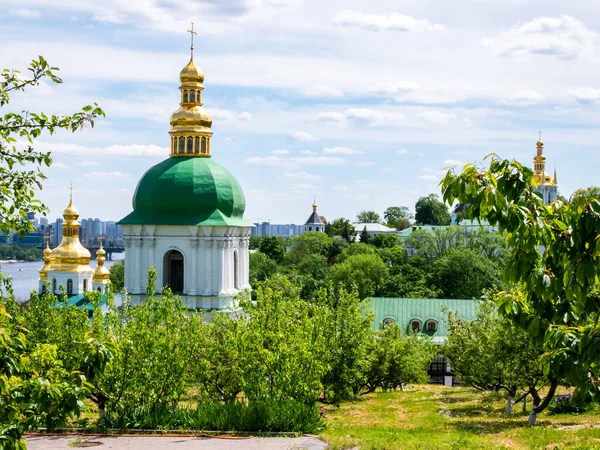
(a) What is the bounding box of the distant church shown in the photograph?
[532,137,558,204]
[38,193,111,297]
[118,27,253,310]
[303,199,325,233]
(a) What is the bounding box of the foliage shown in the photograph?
[108,260,124,292]
[0,56,104,235]
[249,251,278,286]
[100,400,322,434]
[330,254,388,299]
[432,248,502,299]
[359,226,370,243]
[372,233,399,248]
[356,210,381,224]
[286,232,332,264]
[415,194,451,225]
[0,244,41,261]
[548,394,598,415]
[441,156,600,421]
[327,218,355,242]
[258,235,285,263]
[384,206,413,230]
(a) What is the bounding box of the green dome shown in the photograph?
[119,157,252,227]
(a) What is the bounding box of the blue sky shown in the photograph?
[2,0,600,224]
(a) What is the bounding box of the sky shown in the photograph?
[2,0,600,224]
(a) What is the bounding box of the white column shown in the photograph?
[204,239,212,296]
[134,238,143,294]
[190,238,199,295]
[147,238,156,294]
[216,239,225,295]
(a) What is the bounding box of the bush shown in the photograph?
[548,394,598,415]
[100,401,323,433]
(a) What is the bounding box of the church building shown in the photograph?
[118,29,253,310]
[39,193,111,297]
[532,137,558,205]
[303,200,325,233]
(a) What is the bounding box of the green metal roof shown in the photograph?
[397,222,495,238]
[52,294,108,311]
[119,156,253,227]
[367,297,479,344]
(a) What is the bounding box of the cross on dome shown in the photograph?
[187,22,197,58]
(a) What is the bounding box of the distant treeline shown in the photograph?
[0,244,42,261]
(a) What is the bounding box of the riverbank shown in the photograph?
[0,259,39,264]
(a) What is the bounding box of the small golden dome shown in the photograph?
[63,197,79,220]
[170,105,213,129]
[180,58,204,83]
[43,243,52,257]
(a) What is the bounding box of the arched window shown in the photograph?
[52,279,57,293]
[67,279,73,295]
[83,279,88,292]
[201,137,207,154]
[234,249,240,289]
[163,249,184,293]
[382,318,396,329]
[187,137,193,154]
[190,90,195,103]
[410,319,422,332]
[179,137,185,154]
[425,320,438,332]
[97,287,101,293]
[194,137,200,153]
[197,91,201,103]
[41,284,47,294]
[183,90,189,103]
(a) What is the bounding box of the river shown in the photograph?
[0,254,124,301]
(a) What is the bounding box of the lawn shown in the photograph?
[320,385,600,450]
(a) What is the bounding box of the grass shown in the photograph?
[320,385,600,450]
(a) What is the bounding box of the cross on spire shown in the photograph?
[539,130,542,141]
[69,183,73,201]
[187,22,197,58]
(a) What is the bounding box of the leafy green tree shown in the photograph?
[338,242,376,262]
[441,156,600,423]
[109,260,124,292]
[328,218,355,242]
[327,235,349,263]
[286,232,332,265]
[258,235,285,263]
[445,296,551,417]
[383,206,413,230]
[0,57,104,235]
[356,210,381,224]
[415,194,451,225]
[359,226,371,243]
[432,248,502,299]
[372,233,399,248]
[364,324,436,393]
[249,251,278,286]
[330,253,388,299]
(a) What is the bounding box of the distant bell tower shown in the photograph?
[303,198,325,233]
[532,135,558,205]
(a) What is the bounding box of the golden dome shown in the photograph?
[63,196,79,220]
[93,242,110,283]
[180,58,204,84]
[170,105,212,129]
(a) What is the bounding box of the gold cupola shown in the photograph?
[48,192,92,272]
[169,23,213,158]
[39,239,52,281]
[533,138,546,184]
[92,241,110,285]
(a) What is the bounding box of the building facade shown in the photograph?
[118,39,253,310]
[533,138,558,204]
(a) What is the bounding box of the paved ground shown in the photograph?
[26,435,329,450]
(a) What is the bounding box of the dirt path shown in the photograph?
[26,435,328,450]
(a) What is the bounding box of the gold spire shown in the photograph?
[553,167,558,186]
[312,197,318,212]
[39,235,52,280]
[93,238,110,284]
[48,190,92,272]
[169,22,213,158]
[533,135,546,184]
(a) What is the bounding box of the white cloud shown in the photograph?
[290,183,319,191]
[356,161,375,167]
[211,109,235,123]
[292,131,319,142]
[443,159,465,167]
[505,90,544,106]
[319,108,406,127]
[397,149,410,155]
[283,171,321,181]
[79,161,101,167]
[419,174,439,181]
[420,168,436,174]
[302,85,344,98]
[83,171,133,181]
[245,156,296,168]
[333,185,352,191]
[271,149,290,155]
[238,111,253,121]
[291,156,345,166]
[369,81,421,96]
[380,167,393,173]
[415,110,456,125]
[52,162,69,170]
[300,150,316,155]
[482,15,598,60]
[569,88,600,104]
[323,146,363,155]
[316,112,347,125]
[34,141,169,157]
[245,155,344,168]
[9,9,41,18]
[334,10,446,33]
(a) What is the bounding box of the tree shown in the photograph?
[432,248,502,299]
[258,235,285,263]
[287,232,332,265]
[372,233,399,248]
[383,206,413,230]
[109,260,124,292]
[441,156,600,423]
[414,194,451,225]
[356,210,381,224]
[328,218,355,242]
[359,226,370,243]
[330,253,388,299]
[249,251,278,285]
[0,57,104,235]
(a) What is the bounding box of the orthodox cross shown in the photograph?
[187,22,197,56]
[539,130,542,141]
[69,183,73,201]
